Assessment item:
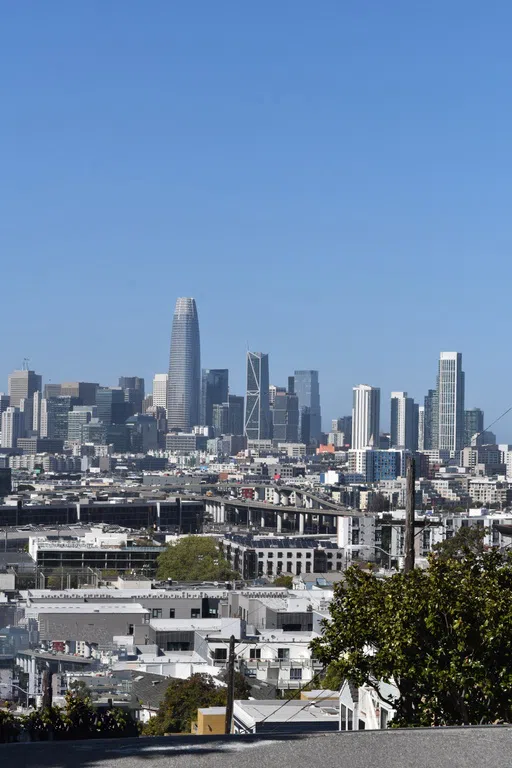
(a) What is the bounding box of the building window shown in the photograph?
[287,553,293,559]
[249,648,261,660]
[191,608,200,618]
[347,708,353,731]
[296,553,302,558]
[213,648,227,661]
[277,552,283,558]
[258,552,264,558]
[340,704,347,730]
[277,648,290,660]
[306,553,311,559]
[290,668,302,680]
[267,552,273,558]
[169,609,175,618]
[151,608,162,619]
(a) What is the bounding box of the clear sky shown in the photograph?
[1,1,512,436]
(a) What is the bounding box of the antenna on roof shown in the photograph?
[22,357,30,371]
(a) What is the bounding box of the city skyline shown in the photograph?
[2,5,512,440]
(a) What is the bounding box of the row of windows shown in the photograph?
[257,551,342,559]
[151,608,203,619]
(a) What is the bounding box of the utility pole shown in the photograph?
[224,635,236,735]
[404,455,416,573]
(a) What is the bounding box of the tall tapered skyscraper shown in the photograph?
[167,298,201,431]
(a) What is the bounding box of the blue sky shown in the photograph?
[1,1,512,436]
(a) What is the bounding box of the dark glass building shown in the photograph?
[167,298,201,431]
[201,369,229,427]
[294,370,321,443]
[272,392,299,443]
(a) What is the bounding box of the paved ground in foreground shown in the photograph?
[1,726,511,768]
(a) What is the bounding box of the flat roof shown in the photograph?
[33,603,149,614]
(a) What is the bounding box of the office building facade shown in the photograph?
[228,395,244,436]
[1,407,23,449]
[167,297,201,431]
[201,369,229,427]
[60,382,98,405]
[8,370,42,408]
[294,371,321,443]
[245,352,271,440]
[352,385,380,450]
[152,374,168,411]
[272,392,299,443]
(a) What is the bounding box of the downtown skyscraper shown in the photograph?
[167,298,201,431]
[245,352,271,440]
[294,370,321,444]
[352,384,380,449]
[437,351,465,452]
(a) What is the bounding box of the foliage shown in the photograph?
[311,550,512,727]
[0,709,21,744]
[432,525,485,560]
[68,680,91,702]
[143,674,225,735]
[273,574,293,588]
[157,536,237,582]
[321,661,345,691]
[21,690,139,742]
[217,670,252,700]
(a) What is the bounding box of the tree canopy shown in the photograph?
[143,673,250,735]
[156,536,237,582]
[311,550,512,727]
[432,524,485,560]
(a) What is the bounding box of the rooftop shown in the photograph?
[31,603,149,614]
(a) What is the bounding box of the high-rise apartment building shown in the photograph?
[1,407,23,449]
[152,374,168,411]
[272,391,299,443]
[245,352,271,440]
[423,389,438,450]
[390,392,417,450]
[464,408,484,447]
[352,385,380,450]
[201,369,229,427]
[167,298,201,431]
[417,406,425,451]
[437,352,465,452]
[8,370,42,408]
[294,371,321,443]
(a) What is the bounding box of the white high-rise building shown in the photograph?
[1,407,23,449]
[390,391,416,450]
[152,374,169,412]
[437,352,465,452]
[352,385,380,450]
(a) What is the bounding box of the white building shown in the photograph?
[352,385,380,450]
[390,392,416,450]
[1,407,23,448]
[437,352,465,452]
[339,679,397,730]
[152,374,168,411]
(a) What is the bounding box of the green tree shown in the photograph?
[143,674,225,735]
[311,550,512,727]
[157,536,237,582]
[68,680,91,702]
[432,525,485,560]
[367,492,390,513]
[273,574,293,588]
